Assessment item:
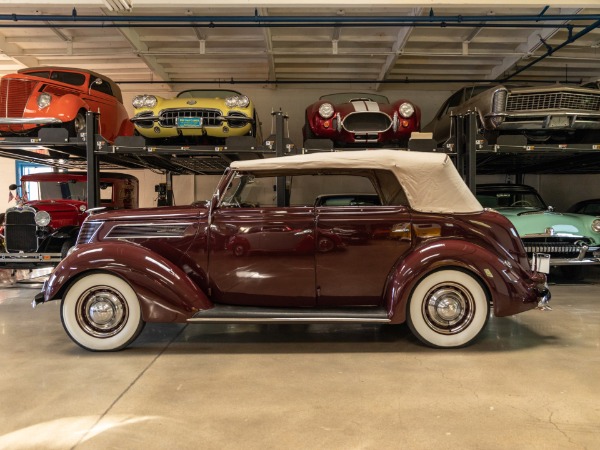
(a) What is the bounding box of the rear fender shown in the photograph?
[41,241,211,323]
[384,239,530,323]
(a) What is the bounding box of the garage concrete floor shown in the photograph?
[0,269,599,450]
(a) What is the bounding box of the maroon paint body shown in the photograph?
[304,97,421,147]
[41,198,544,323]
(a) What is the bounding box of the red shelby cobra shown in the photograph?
[303,92,421,147]
[34,150,550,351]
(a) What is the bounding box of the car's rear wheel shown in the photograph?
[60,273,145,351]
[407,269,489,348]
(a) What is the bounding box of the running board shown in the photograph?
[188,305,390,323]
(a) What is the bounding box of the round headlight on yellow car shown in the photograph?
[37,93,52,109]
[35,210,51,227]
[132,95,157,109]
[592,219,600,233]
[225,95,250,108]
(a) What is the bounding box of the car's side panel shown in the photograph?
[42,241,211,322]
[208,206,317,307]
[315,206,412,306]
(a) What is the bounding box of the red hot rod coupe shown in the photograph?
[0,67,133,142]
[34,150,549,351]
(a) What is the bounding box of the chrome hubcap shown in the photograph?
[74,114,86,133]
[422,282,475,335]
[76,286,128,338]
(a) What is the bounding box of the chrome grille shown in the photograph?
[523,238,593,257]
[5,208,37,252]
[506,92,600,112]
[0,78,37,118]
[342,112,392,133]
[159,109,222,127]
[77,221,102,244]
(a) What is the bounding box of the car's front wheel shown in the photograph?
[64,111,86,138]
[407,269,489,348]
[60,273,145,351]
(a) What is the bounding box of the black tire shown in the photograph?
[60,240,74,259]
[65,111,86,138]
[60,273,145,351]
[407,269,490,348]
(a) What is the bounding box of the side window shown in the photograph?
[289,174,379,207]
[100,183,114,203]
[50,71,86,86]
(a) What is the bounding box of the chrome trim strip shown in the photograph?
[188,317,391,323]
[0,117,62,124]
[105,222,192,239]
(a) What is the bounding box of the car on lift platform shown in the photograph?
[303,92,420,148]
[35,150,549,352]
[0,66,133,143]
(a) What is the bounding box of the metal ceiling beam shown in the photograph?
[258,8,276,84]
[375,7,421,91]
[0,34,39,67]
[117,26,171,82]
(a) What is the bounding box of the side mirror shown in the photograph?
[9,184,18,190]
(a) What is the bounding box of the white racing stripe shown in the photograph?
[351,100,380,112]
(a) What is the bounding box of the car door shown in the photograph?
[208,205,316,308]
[315,204,413,307]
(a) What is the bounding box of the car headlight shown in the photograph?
[592,219,600,233]
[132,95,157,109]
[398,102,415,119]
[225,95,250,108]
[37,93,52,109]
[79,205,87,212]
[318,103,334,119]
[35,210,51,227]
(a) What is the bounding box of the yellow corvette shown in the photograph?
[130,89,258,143]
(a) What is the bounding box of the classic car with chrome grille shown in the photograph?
[423,83,600,145]
[303,92,420,147]
[130,89,259,144]
[0,67,133,142]
[476,184,600,279]
[34,150,549,352]
[1,172,138,269]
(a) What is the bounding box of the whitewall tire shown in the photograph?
[60,273,145,351]
[407,269,489,348]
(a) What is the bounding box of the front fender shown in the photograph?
[41,241,211,323]
[384,239,539,324]
[43,94,89,122]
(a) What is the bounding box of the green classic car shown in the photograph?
[130,89,259,144]
[476,184,600,278]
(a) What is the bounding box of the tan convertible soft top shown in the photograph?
[231,149,483,214]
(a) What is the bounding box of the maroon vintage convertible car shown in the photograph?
[34,150,550,351]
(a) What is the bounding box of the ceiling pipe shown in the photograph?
[0,22,585,30]
[1,12,600,26]
[503,19,600,81]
